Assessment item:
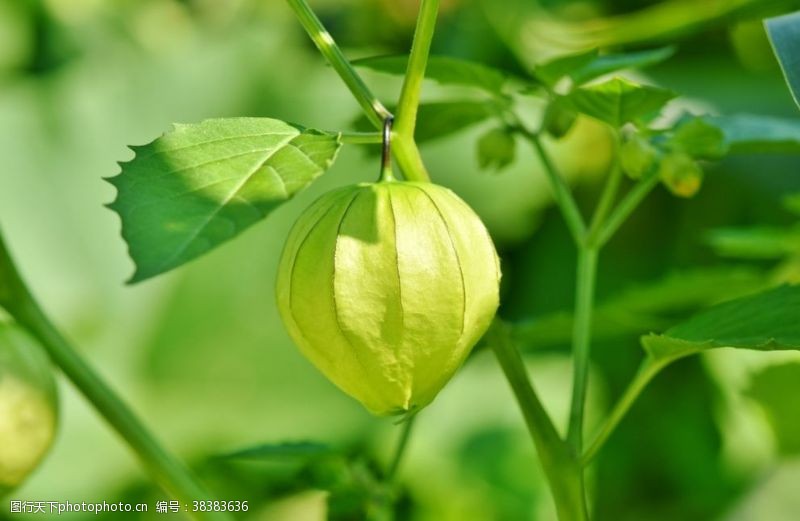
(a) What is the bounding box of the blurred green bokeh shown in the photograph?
[1,0,800,520]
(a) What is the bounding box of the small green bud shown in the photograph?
[620,133,658,180]
[0,324,58,497]
[543,98,578,139]
[659,152,704,198]
[276,181,501,415]
[477,128,516,172]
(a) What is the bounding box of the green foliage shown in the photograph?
[766,11,800,110]
[513,267,765,351]
[566,77,676,127]
[668,117,727,160]
[353,55,515,96]
[747,362,800,455]
[477,127,517,171]
[534,47,676,87]
[107,118,342,283]
[218,441,336,462]
[642,285,800,364]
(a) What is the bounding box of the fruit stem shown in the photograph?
[380,117,396,182]
[386,414,415,480]
[0,232,229,521]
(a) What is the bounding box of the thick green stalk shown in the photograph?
[285,0,391,129]
[566,247,598,452]
[490,322,589,521]
[391,0,441,183]
[582,357,666,465]
[0,234,228,521]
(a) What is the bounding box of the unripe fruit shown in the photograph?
[0,324,58,497]
[620,134,658,180]
[276,181,501,415]
[659,151,703,198]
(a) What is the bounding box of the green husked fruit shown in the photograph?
[620,133,657,180]
[276,181,501,415]
[0,323,58,496]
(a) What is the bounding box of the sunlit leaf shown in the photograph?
[702,114,800,154]
[707,227,800,259]
[642,285,800,364]
[566,77,675,127]
[107,118,342,283]
[477,127,516,172]
[766,11,800,110]
[747,362,800,455]
[353,55,516,95]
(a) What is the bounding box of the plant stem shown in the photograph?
[523,131,587,244]
[386,415,415,480]
[285,0,391,129]
[595,172,660,247]
[566,248,598,453]
[0,234,228,521]
[586,164,622,246]
[490,322,589,521]
[390,0,440,183]
[582,357,666,465]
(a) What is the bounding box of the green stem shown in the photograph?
[582,357,666,465]
[586,164,622,246]
[0,234,228,521]
[566,248,598,452]
[390,0,440,183]
[285,0,391,129]
[522,130,587,244]
[490,322,589,521]
[386,416,415,480]
[595,172,660,247]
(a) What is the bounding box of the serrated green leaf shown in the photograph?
[107,118,342,283]
[642,285,800,364]
[477,127,516,172]
[570,46,676,85]
[670,117,727,159]
[747,362,800,455]
[566,77,676,127]
[217,441,336,461]
[513,267,764,351]
[766,12,800,110]
[707,226,800,259]
[703,114,800,154]
[352,55,515,95]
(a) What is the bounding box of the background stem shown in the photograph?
[490,322,589,521]
[567,248,598,452]
[596,172,660,247]
[0,235,228,521]
[582,357,666,465]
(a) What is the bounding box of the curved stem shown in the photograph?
[386,415,415,480]
[595,172,660,247]
[286,0,391,129]
[0,234,229,521]
[582,357,666,465]
[341,132,383,145]
[521,130,587,245]
[586,163,622,246]
[566,247,598,452]
[490,322,589,521]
